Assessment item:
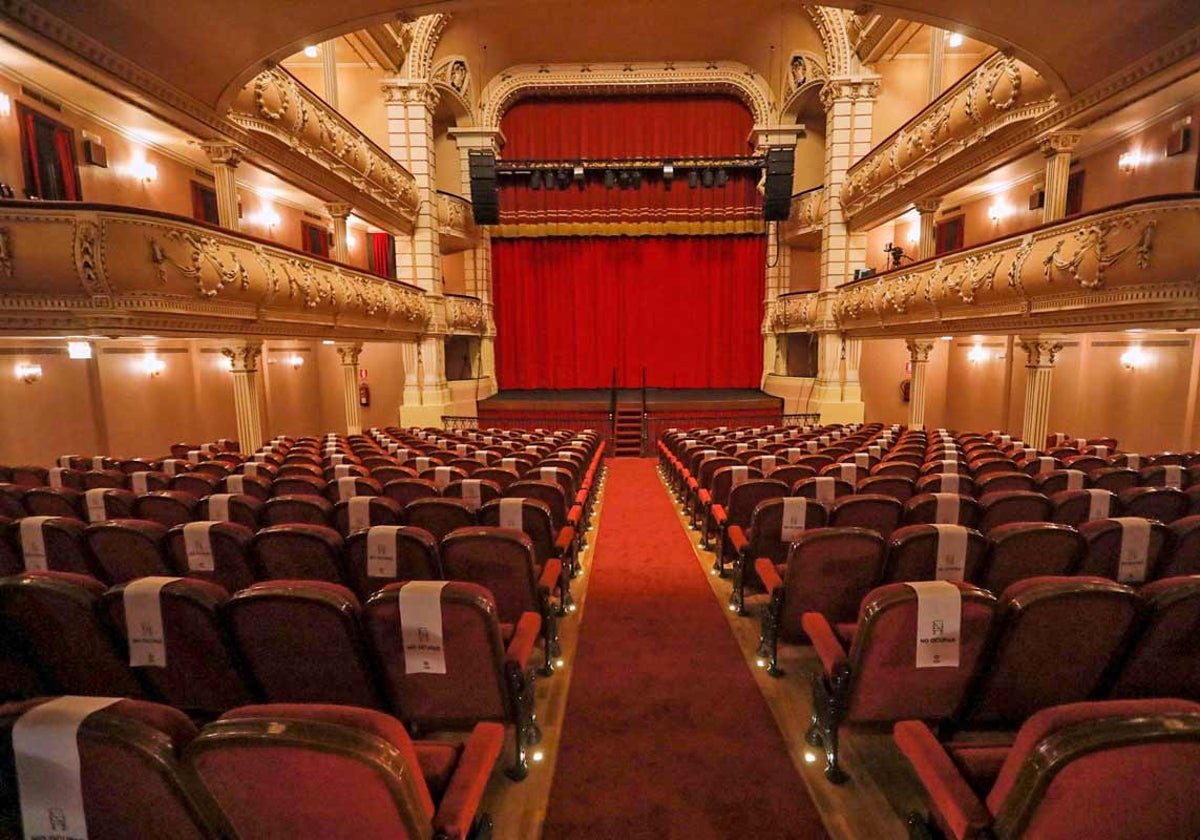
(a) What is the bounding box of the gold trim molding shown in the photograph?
[438,192,480,253]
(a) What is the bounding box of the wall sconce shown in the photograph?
[1117,151,1141,174]
[987,201,1010,224]
[303,45,320,58]
[1120,345,1150,370]
[967,344,991,364]
[287,354,305,370]
[128,157,157,183]
[906,227,919,246]
[249,206,280,230]
[142,354,166,377]
[14,362,42,384]
[220,356,233,372]
[67,340,92,360]
[0,94,11,118]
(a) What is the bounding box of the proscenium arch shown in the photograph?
[431,55,475,126]
[476,62,776,134]
[778,51,829,122]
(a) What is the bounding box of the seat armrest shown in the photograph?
[505,612,542,669]
[801,612,849,676]
[710,504,728,527]
[755,558,783,594]
[567,503,582,527]
[433,722,505,840]
[538,559,563,594]
[727,525,748,555]
[554,526,575,558]
[893,721,992,840]
[697,488,711,505]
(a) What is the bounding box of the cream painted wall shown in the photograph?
[442,252,467,294]
[793,121,825,193]
[0,347,103,465]
[860,337,949,428]
[787,248,820,291]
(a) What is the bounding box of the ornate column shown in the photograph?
[335,342,364,435]
[321,40,339,110]
[381,80,442,293]
[326,202,352,264]
[200,142,244,231]
[1039,131,1082,223]
[915,196,942,261]
[906,339,936,428]
[1019,336,1065,448]
[927,29,946,102]
[221,341,265,452]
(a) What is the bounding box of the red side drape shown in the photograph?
[492,235,765,389]
[369,232,394,278]
[22,113,41,199]
[52,128,78,201]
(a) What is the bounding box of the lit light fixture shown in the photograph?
[287,354,305,370]
[1118,150,1141,174]
[67,340,92,360]
[906,227,919,246]
[1120,345,1150,370]
[128,156,157,183]
[15,362,42,384]
[220,356,233,372]
[968,344,990,364]
[249,205,281,229]
[0,93,11,118]
[804,751,818,765]
[303,45,319,58]
[988,201,1010,224]
[947,32,964,48]
[345,232,357,249]
[531,750,545,763]
[142,354,166,377]
[322,339,336,346]
[940,336,953,341]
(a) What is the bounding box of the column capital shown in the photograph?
[820,76,882,109]
[447,127,506,152]
[199,141,245,168]
[1018,336,1065,367]
[380,78,440,109]
[751,124,806,152]
[335,341,364,367]
[1038,130,1083,158]
[220,340,262,372]
[913,196,943,215]
[324,202,353,220]
[905,338,936,364]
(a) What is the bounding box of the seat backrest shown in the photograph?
[165,521,257,593]
[778,528,888,633]
[250,524,346,583]
[1092,466,1140,493]
[363,581,513,728]
[856,475,916,502]
[402,498,476,543]
[134,490,199,528]
[962,576,1140,727]
[1108,576,1200,700]
[903,493,982,527]
[225,581,383,708]
[344,526,442,600]
[220,473,272,501]
[1077,517,1171,584]
[792,476,854,507]
[477,497,558,569]
[723,479,789,529]
[263,494,334,527]
[844,581,998,722]
[1118,486,1190,524]
[196,493,263,529]
[84,519,171,584]
[829,494,904,540]
[1161,514,1200,578]
[185,704,437,840]
[982,522,1087,594]
[0,696,225,840]
[984,699,1200,840]
[5,516,93,576]
[171,472,221,499]
[0,572,143,696]
[441,479,503,513]
[382,477,441,507]
[884,524,989,584]
[334,495,404,537]
[439,527,540,624]
[21,487,83,519]
[977,490,1052,533]
[101,577,253,715]
[1050,488,1121,527]
[269,475,327,498]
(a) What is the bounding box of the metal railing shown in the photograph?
[782,413,823,426]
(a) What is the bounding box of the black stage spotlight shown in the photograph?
[604,169,616,189]
[701,168,715,188]
[529,171,542,190]
[556,169,570,190]
[687,170,699,189]
[630,170,642,188]
[714,168,728,187]
[617,169,631,189]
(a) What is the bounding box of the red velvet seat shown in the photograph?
[269,474,328,498]
[959,577,1140,728]
[803,581,998,783]
[84,519,171,583]
[333,494,404,536]
[403,497,477,543]
[903,492,982,527]
[441,527,561,676]
[101,577,254,715]
[976,490,1052,533]
[382,477,441,507]
[884,524,989,584]
[791,475,854,508]
[1033,468,1090,496]
[711,477,789,580]
[1118,485,1190,523]
[187,704,502,840]
[1162,515,1200,578]
[170,472,220,499]
[323,475,383,505]
[134,490,200,528]
[829,494,904,540]
[915,473,976,496]
[3,515,93,576]
[83,468,127,490]
[974,471,1037,496]
[225,581,383,708]
[896,699,1200,840]
[441,478,503,513]
[757,527,888,673]
[343,525,441,600]
[21,486,84,519]
[856,474,916,502]
[1139,463,1190,489]
[1049,487,1120,527]
[982,522,1086,594]
[1108,576,1200,700]
[165,521,256,593]
[1092,466,1140,493]
[195,493,263,529]
[0,696,228,839]
[219,473,271,501]
[250,523,345,584]
[262,493,334,527]
[364,580,542,779]
[1077,517,1171,583]
[0,572,143,696]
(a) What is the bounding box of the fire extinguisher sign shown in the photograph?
[359,369,369,381]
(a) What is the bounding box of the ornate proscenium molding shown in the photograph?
[229,68,418,228]
[0,202,431,339]
[478,61,774,129]
[781,187,826,244]
[831,195,1200,338]
[768,292,817,334]
[842,52,1056,229]
[446,294,488,334]
[438,192,480,253]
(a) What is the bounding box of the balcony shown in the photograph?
[0,202,431,339]
[438,192,481,253]
[767,291,818,333]
[229,68,419,233]
[841,52,1056,230]
[780,187,825,247]
[445,293,491,334]
[831,195,1200,337]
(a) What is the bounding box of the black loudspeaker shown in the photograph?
[763,147,794,222]
[468,150,499,225]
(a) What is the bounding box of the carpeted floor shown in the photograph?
[540,459,830,839]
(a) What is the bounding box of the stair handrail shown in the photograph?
[609,368,617,448]
[640,367,648,457]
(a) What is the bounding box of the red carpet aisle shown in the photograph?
[540,459,829,839]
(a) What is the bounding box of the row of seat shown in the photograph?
[0,696,503,839]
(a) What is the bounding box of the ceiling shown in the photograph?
[10,0,1200,116]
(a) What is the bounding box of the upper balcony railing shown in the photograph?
[438,192,480,252]
[230,68,419,232]
[0,201,430,339]
[781,186,825,244]
[767,290,818,333]
[444,292,490,334]
[841,52,1057,229]
[831,194,1200,337]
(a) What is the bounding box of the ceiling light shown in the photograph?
[303,45,319,58]
[947,32,964,48]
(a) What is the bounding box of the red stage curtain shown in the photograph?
[493,235,765,389]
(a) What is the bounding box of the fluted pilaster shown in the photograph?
[221,340,264,451]
[906,338,936,428]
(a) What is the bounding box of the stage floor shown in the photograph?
[478,388,782,413]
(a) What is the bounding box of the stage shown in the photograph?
[476,389,784,455]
